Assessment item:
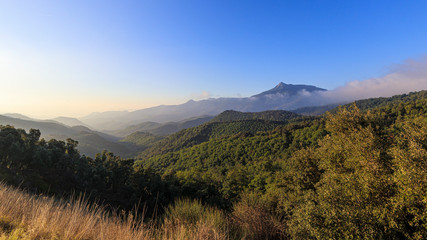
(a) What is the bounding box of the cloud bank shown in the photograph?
[312,57,427,106]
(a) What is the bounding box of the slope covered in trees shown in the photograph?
[110,115,214,137]
[119,131,164,153]
[138,110,305,158]
[293,90,427,116]
[352,90,427,110]
[139,119,301,159]
[0,115,136,157]
[211,110,300,122]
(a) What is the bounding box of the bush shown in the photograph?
[162,198,229,239]
[232,192,286,240]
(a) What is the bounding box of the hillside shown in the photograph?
[52,116,89,127]
[212,110,300,122]
[139,119,308,159]
[111,115,214,137]
[291,103,340,115]
[72,131,136,158]
[352,90,427,110]
[2,113,34,121]
[138,110,303,158]
[0,115,76,137]
[291,90,427,116]
[119,131,164,153]
[0,115,134,157]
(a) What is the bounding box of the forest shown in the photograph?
[0,91,426,239]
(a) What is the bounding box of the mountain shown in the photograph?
[0,115,76,136]
[291,104,341,116]
[252,82,326,97]
[110,115,214,137]
[0,115,135,157]
[139,109,304,158]
[80,82,327,131]
[2,113,34,121]
[212,110,300,122]
[291,90,427,116]
[119,131,164,153]
[52,117,89,127]
[1,114,90,128]
[111,122,162,137]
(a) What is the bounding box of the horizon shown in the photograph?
[0,81,323,119]
[1,1,427,118]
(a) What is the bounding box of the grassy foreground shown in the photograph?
[0,182,152,239]
[0,182,280,240]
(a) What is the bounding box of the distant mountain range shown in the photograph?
[2,90,425,159]
[79,82,328,131]
[0,115,134,157]
[52,117,89,128]
[0,82,330,157]
[109,115,214,137]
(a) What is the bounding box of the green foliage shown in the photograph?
[283,97,426,239]
[291,103,340,116]
[112,116,214,137]
[119,131,163,152]
[140,119,302,159]
[306,105,395,238]
[353,90,427,111]
[388,116,427,239]
[0,115,136,158]
[212,110,300,122]
[137,119,326,208]
[0,126,174,216]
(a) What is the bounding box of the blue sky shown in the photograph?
[1,0,427,117]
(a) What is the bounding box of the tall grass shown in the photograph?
[162,198,229,240]
[0,182,151,239]
[0,183,284,239]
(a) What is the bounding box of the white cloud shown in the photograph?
[313,57,427,105]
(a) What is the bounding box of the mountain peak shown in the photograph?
[273,82,288,90]
[276,82,285,87]
[252,82,326,98]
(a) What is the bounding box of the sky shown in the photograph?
[1,0,427,118]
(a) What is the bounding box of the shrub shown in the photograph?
[232,192,286,240]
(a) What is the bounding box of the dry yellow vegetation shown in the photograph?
[0,182,152,239]
[0,183,237,240]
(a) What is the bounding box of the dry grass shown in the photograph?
[0,182,152,240]
[0,183,285,239]
[0,183,234,240]
[161,198,229,240]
